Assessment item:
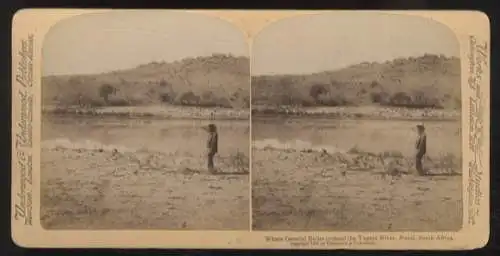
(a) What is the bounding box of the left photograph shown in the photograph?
[40,11,250,230]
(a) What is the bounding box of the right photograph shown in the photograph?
[251,13,463,231]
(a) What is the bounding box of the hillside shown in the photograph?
[42,54,250,109]
[252,54,461,110]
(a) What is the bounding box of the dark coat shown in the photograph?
[415,134,427,155]
[207,132,218,154]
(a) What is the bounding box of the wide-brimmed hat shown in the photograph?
[208,123,217,132]
[416,123,425,129]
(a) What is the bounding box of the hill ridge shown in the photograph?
[252,54,461,110]
[43,53,250,109]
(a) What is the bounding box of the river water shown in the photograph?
[252,117,461,157]
[42,115,250,157]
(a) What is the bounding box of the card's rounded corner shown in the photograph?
[12,8,35,26]
[464,229,490,250]
[468,10,491,28]
[11,228,36,249]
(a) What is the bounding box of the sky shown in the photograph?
[42,11,248,76]
[43,11,460,76]
[252,12,460,75]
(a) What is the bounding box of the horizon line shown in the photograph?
[43,52,460,78]
[43,52,250,77]
[252,53,461,77]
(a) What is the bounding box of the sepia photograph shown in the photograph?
[251,13,463,231]
[11,10,489,249]
[39,11,250,230]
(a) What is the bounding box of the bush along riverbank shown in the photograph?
[251,105,460,121]
[43,105,250,120]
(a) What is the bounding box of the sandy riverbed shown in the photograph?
[41,145,249,230]
[252,147,462,231]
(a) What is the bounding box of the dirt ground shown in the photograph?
[252,148,462,231]
[41,147,249,230]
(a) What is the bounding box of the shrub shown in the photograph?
[242,96,250,108]
[309,84,329,102]
[107,98,130,106]
[390,91,412,106]
[178,91,200,106]
[159,92,174,103]
[215,97,232,108]
[370,91,390,104]
[99,84,116,104]
[318,94,350,106]
[202,91,215,101]
[383,90,444,109]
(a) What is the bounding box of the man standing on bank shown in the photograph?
[205,123,218,173]
[415,124,427,176]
